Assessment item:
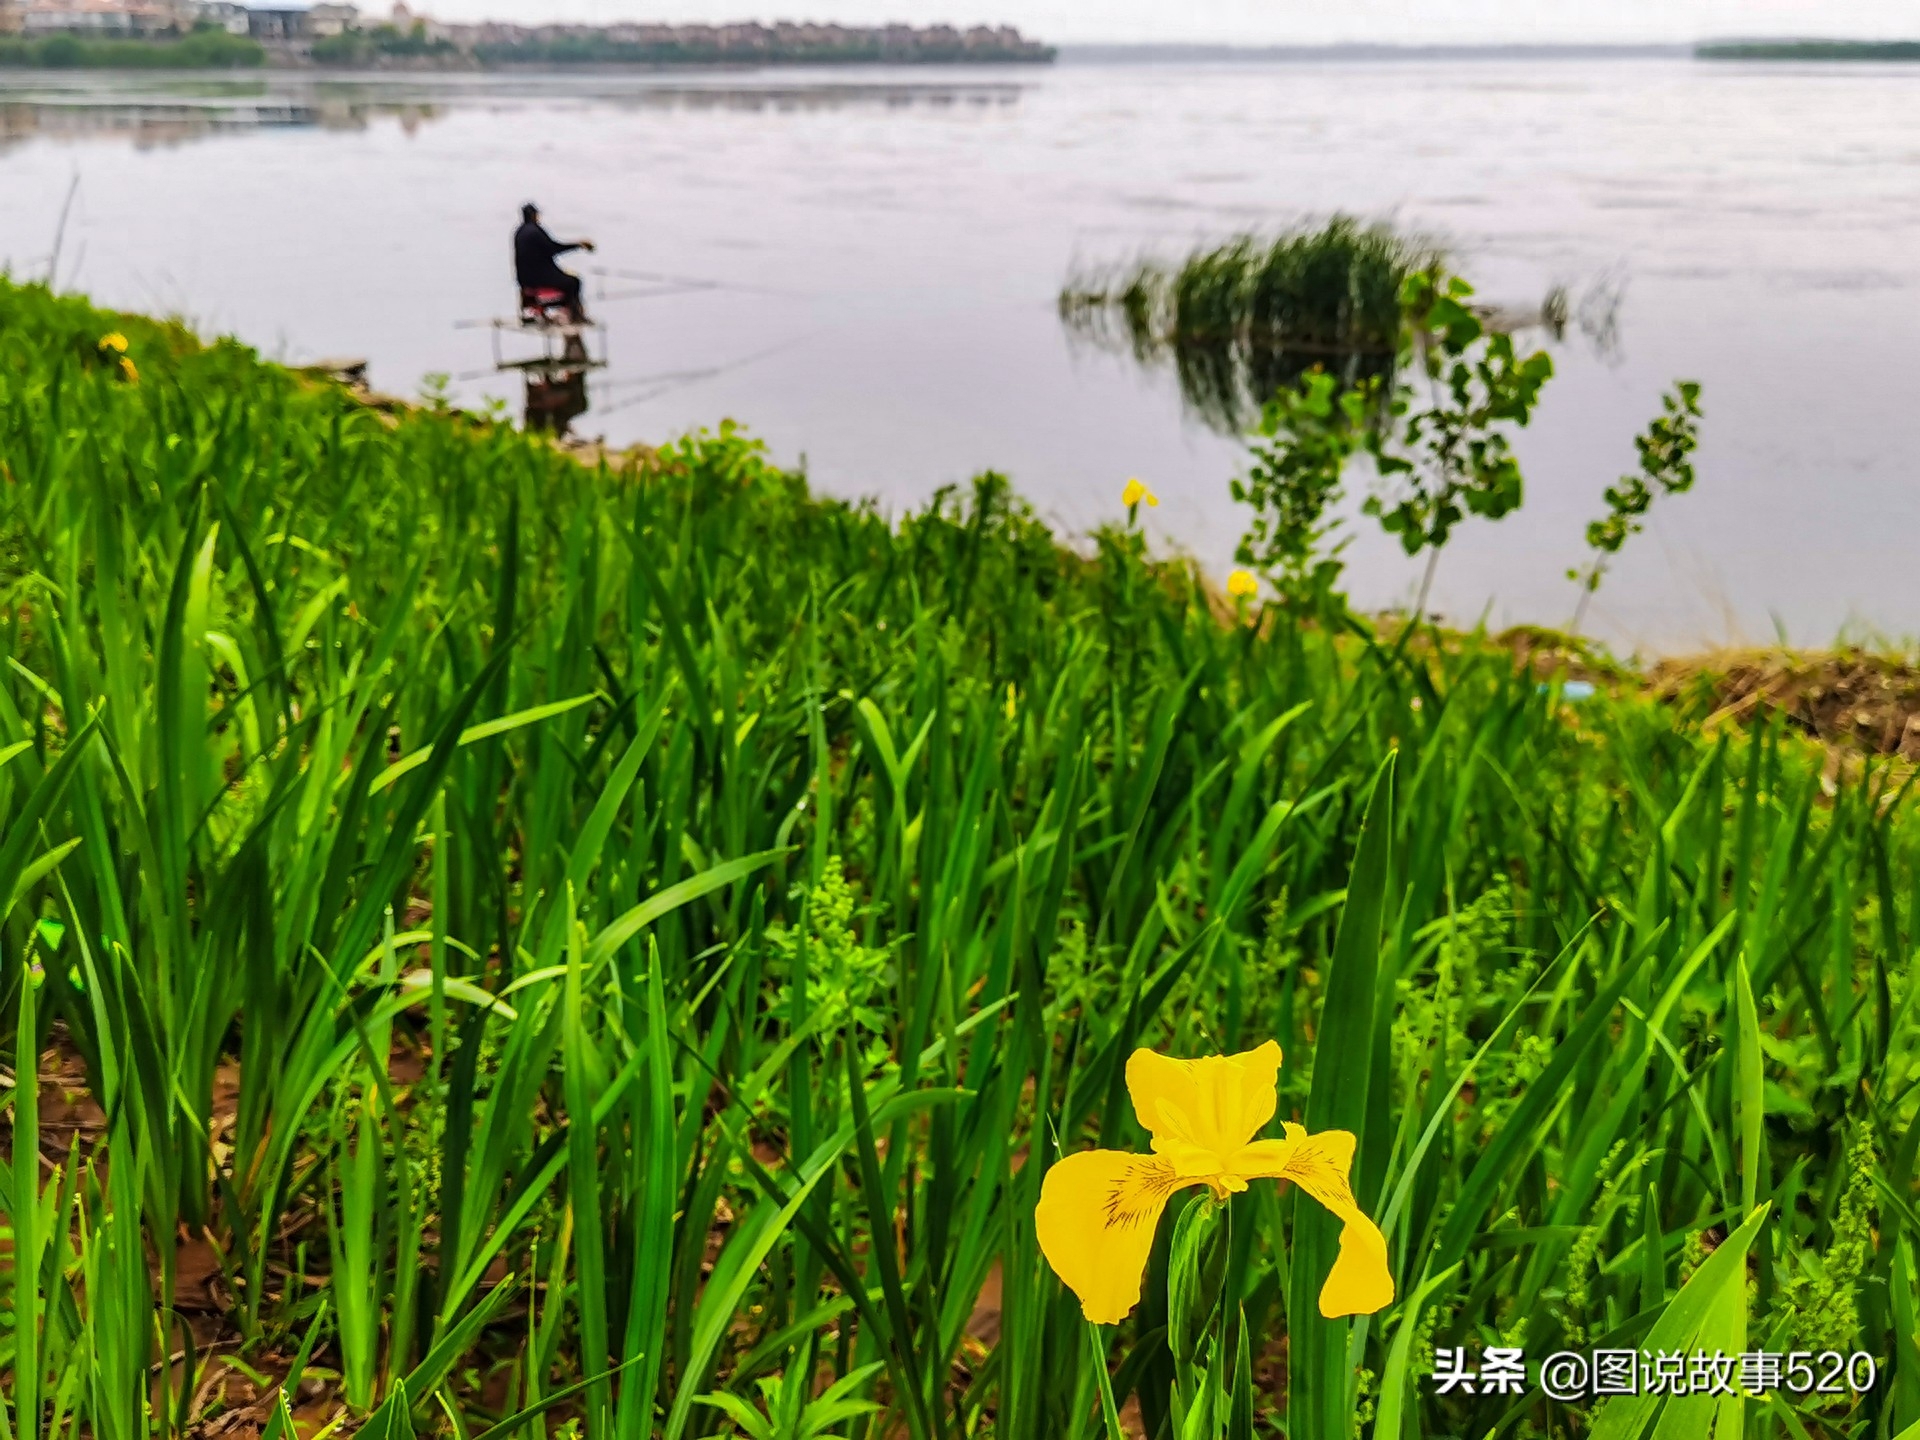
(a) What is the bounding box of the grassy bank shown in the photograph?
[0,280,1916,1440]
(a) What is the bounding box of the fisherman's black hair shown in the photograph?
[521,202,539,222]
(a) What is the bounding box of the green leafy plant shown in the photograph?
[1363,270,1556,618]
[1230,269,1554,622]
[696,1360,882,1440]
[1569,379,1704,634]
[1229,368,1374,614]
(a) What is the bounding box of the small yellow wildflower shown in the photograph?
[98,332,129,354]
[1036,1040,1393,1324]
[119,357,139,384]
[1005,683,1018,721]
[1121,477,1158,509]
[1227,569,1259,600]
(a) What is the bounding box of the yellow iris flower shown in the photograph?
[1036,1040,1393,1324]
[98,332,129,354]
[1227,569,1259,599]
[119,357,139,384]
[1121,477,1158,509]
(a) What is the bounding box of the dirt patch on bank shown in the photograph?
[1647,646,1920,758]
[1484,631,1920,761]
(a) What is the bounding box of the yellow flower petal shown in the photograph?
[1227,569,1259,599]
[1121,477,1158,509]
[98,331,128,353]
[1126,1040,1282,1171]
[1238,1124,1394,1317]
[1036,1149,1196,1323]
[120,357,139,384]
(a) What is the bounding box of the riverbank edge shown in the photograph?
[11,284,1907,767]
[278,360,1920,768]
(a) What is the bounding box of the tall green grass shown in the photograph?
[0,279,1915,1440]
[1060,219,1433,431]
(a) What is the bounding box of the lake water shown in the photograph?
[4,57,1919,652]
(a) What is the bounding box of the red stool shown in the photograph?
[519,287,573,324]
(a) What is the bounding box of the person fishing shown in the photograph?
[513,202,596,323]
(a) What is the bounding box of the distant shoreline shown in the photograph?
[1060,39,1920,63]
[0,41,1711,75]
[12,35,1920,75]
[1694,39,1920,61]
[0,20,1055,73]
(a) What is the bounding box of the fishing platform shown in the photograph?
[490,288,609,376]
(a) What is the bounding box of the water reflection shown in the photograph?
[1062,295,1400,434]
[1060,234,1609,435]
[523,363,591,438]
[610,82,1024,113]
[490,308,605,441]
[0,71,1024,153]
[1059,224,1418,433]
[0,89,439,151]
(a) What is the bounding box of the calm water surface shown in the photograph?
[4,59,1918,651]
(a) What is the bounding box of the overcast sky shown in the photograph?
[413,0,1920,43]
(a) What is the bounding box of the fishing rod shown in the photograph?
[452,336,800,402]
[450,280,713,331]
[46,172,80,288]
[589,332,815,418]
[443,362,718,394]
[583,263,721,286]
[450,259,806,330]
[586,264,726,288]
[590,282,719,304]
[595,363,733,392]
[586,265,807,299]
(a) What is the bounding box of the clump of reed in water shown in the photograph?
[1060,217,1439,430]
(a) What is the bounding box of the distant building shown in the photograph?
[385,2,443,39]
[20,0,176,34]
[305,0,352,34]
[244,0,305,38]
[0,0,22,35]
[194,0,247,31]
